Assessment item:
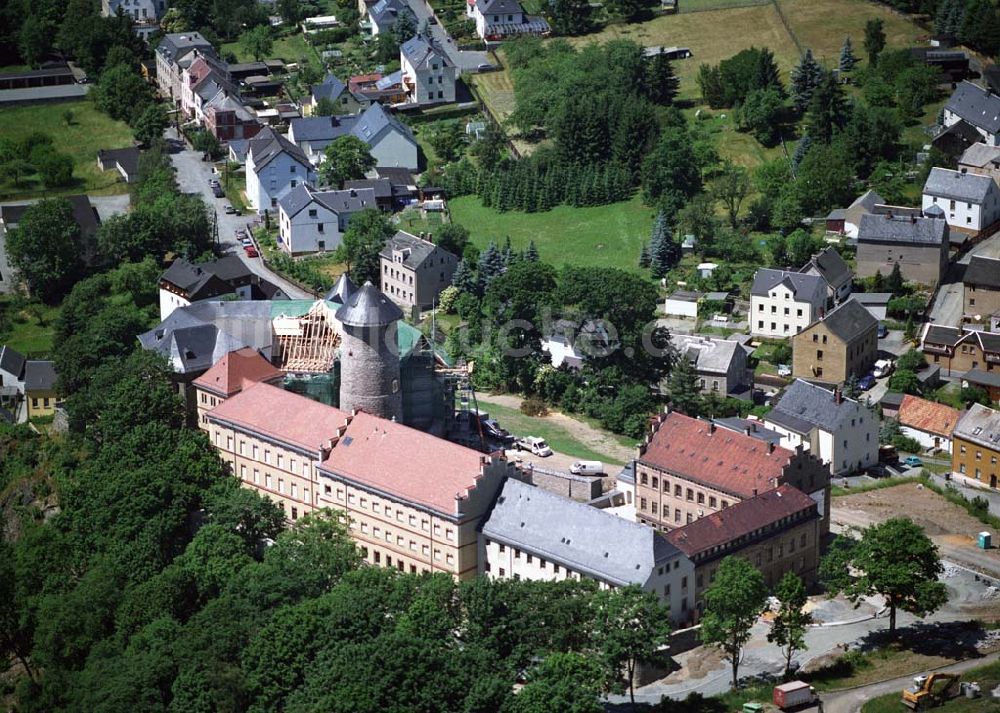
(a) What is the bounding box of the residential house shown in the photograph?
[192,346,284,423]
[921,325,1000,376]
[633,410,830,534]
[374,166,419,207]
[951,403,1000,488]
[245,127,317,213]
[898,394,961,453]
[922,167,1000,235]
[856,212,949,287]
[304,74,369,115]
[791,298,878,385]
[344,179,394,211]
[24,360,57,419]
[825,189,883,238]
[103,0,168,39]
[764,379,879,476]
[158,255,288,319]
[931,118,983,159]
[665,485,821,622]
[400,36,457,105]
[277,184,377,255]
[0,346,25,407]
[800,246,853,306]
[942,80,1000,146]
[155,32,216,105]
[180,53,236,121]
[288,103,418,170]
[379,230,459,311]
[367,0,409,35]
[542,319,617,370]
[480,478,694,624]
[749,268,827,339]
[964,255,1000,320]
[96,146,140,183]
[349,72,409,105]
[961,369,1000,403]
[670,334,752,397]
[958,142,1000,185]
[204,93,261,141]
[466,0,549,41]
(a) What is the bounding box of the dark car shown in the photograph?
[481,418,511,442]
[858,374,876,390]
[212,185,224,198]
[877,323,888,338]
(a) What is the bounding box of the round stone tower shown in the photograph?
[335,281,404,421]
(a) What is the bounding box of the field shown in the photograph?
[0,99,134,201]
[0,297,60,358]
[448,193,655,272]
[221,31,319,64]
[861,659,1000,713]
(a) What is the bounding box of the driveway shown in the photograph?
[929,228,1000,325]
[405,0,489,72]
[165,128,312,300]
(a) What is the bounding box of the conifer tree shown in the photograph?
[452,258,478,295]
[791,135,812,169]
[753,47,783,95]
[638,241,651,268]
[477,241,505,291]
[501,236,514,266]
[805,71,847,144]
[645,50,679,105]
[525,240,540,262]
[839,37,857,73]
[649,210,676,279]
[790,49,823,113]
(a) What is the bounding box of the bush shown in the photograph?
[520,397,549,417]
[438,285,459,313]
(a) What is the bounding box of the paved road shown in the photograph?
[405,0,489,72]
[165,128,312,300]
[821,650,1000,713]
[929,229,1000,325]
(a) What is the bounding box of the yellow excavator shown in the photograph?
[901,673,961,710]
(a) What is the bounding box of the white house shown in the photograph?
[287,103,419,171]
[155,32,216,105]
[542,319,617,370]
[277,184,376,255]
[466,0,549,40]
[897,394,961,454]
[246,127,317,214]
[367,0,408,35]
[480,478,694,625]
[764,379,879,476]
[0,345,25,396]
[749,269,827,339]
[400,35,457,105]
[942,81,1000,146]
[104,0,169,39]
[922,167,1000,234]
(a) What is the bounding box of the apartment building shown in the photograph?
[749,269,827,338]
[665,485,821,621]
[634,410,830,535]
[379,230,459,310]
[964,255,1000,320]
[155,32,216,104]
[400,36,456,105]
[480,478,694,624]
[952,403,1000,488]
[764,379,879,476]
[856,212,949,287]
[922,167,1000,235]
[921,325,1000,376]
[791,298,878,385]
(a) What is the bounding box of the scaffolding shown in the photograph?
[274,301,340,373]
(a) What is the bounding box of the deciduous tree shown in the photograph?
[240,25,273,62]
[6,198,83,303]
[321,135,376,187]
[767,572,812,677]
[864,18,886,66]
[699,556,769,687]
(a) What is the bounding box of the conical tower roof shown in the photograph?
[325,272,357,303]
[335,281,403,327]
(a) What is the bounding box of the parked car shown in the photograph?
[777,364,792,377]
[243,244,259,258]
[903,455,923,468]
[858,374,876,390]
[867,464,891,478]
[477,63,494,72]
[873,359,894,378]
[212,185,224,198]
[481,418,512,443]
[514,437,552,457]
[224,204,237,214]
[239,237,253,247]
[877,323,889,338]
[570,461,604,476]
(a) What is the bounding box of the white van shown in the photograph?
[515,436,552,457]
[873,359,894,378]
[570,461,605,476]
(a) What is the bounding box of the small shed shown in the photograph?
[697,262,718,279]
[851,292,893,322]
[681,234,696,254]
[664,290,701,318]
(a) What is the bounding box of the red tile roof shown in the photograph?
[639,411,796,498]
[898,394,961,438]
[320,411,492,515]
[665,484,816,557]
[206,381,350,453]
[193,347,284,398]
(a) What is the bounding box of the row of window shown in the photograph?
[958,444,999,464]
[215,430,312,477]
[354,520,457,565]
[638,473,730,509]
[760,304,805,317]
[758,320,804,334]
[240,464,313,506]
[384,265,415,284]
[331,484,456,541]
[363,546,433,575]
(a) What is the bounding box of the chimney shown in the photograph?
[886,210,893,219]
[911,215,916,224]
[349,189,357,197]
[767,441,775,454]
[834,388,843,404]
[745,426,752,436]
[709,422,716,434]
[752,488,758,496]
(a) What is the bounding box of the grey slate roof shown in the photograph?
[671,334,741,374]
[481,478,679,587]
[351,103,416,146]
[959,142,1000,168]
[278,185,377,219]
[964,255,1000,289]
[923,324,964,347]
[924,167,996,203]
[811,298,877,342]
[953,402,1000,449]
[160,256,255,301]
[801,246,852,291]
[156,32,216,64]
[857,213,948,245]
[944,81,1000,134]
[325,273,357,303]
[767,378,868,434]
[750,268,826,299]
[289,114,359,143]
[712,417,783,445]
[369,0,407,25]
[247,127,311,171]
[24,360,56,392]
[477,0,524,14]
[400,35,453,70]
[0,345,25,379]
[335,281,403,327]
[963,368,1000,388]
[311,74,347,103]
[380,230,453,269]
[344,178,393,199]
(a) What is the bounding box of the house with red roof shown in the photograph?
[634,409,830,536]
[665,484,821,621]
[192,347,284,423]
[898,394,961,453]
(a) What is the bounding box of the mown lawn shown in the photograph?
[0,297,60,358]
[0,99,134,201]
[474,400,627,465]
[221,31,319,64]
[861,659,1000,713]
[448,193,655,273]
